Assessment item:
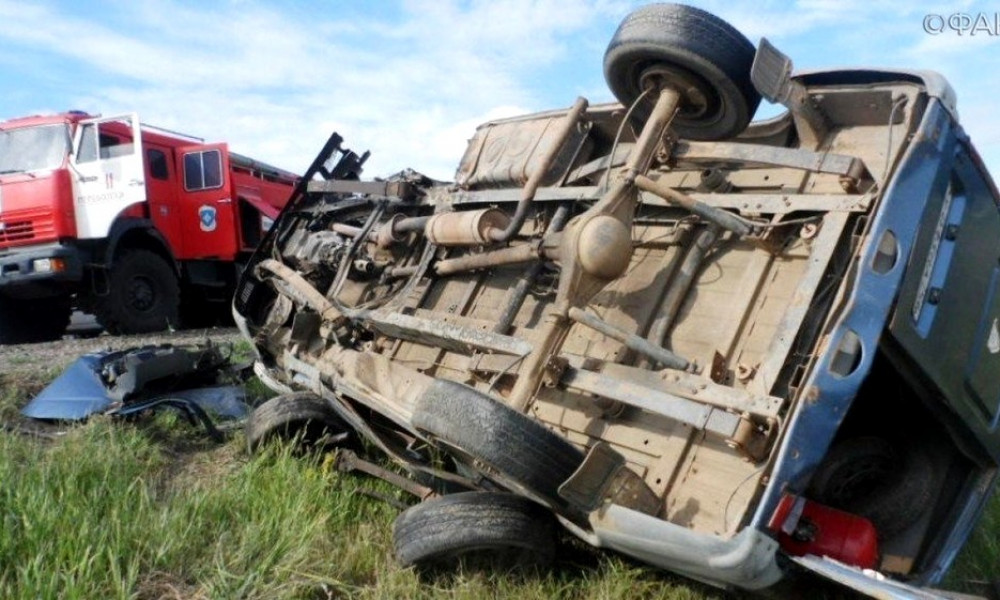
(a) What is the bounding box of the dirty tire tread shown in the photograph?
[393,491,556,572]
[604,2,760,140]
[247,392,349,452]
[809,436,935,539]
[0,294,71,344]
[95,249,180,335]
[412,382,584,508]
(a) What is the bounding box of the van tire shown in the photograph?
[412,381,584,510]
[393,491,556,573]
[603,3,760,140]
[95,249,180,334]
[246,392,352,452]
[809,436,935,539]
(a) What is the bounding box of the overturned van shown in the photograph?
[233,3,1000,596]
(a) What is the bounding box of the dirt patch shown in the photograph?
[135,570,210,600]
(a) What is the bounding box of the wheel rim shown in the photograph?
[127,275,157,312]
[638,64,714,120]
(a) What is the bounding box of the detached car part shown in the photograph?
[21,343,249,439]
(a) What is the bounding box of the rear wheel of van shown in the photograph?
[603,2,761,140]
[95,249,180,334]
[393,491,557,574]
[0,293,71,344]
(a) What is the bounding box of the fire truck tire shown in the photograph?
[393,491,557,574]
[603,3,760,140]
[0,294,71,344]
[246,392,353,453]
[95,249,180,334]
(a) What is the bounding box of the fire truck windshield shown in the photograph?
[0,124,70,175]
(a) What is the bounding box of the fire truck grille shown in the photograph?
[0,214,56,248]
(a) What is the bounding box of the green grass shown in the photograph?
[2,368,997,599]
[0,373,719,600]
[944,496,1000,595]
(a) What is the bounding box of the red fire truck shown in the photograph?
[0,111,298,343]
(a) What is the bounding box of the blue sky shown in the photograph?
[1,0,998,180]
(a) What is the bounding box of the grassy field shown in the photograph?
[0,363,996,599]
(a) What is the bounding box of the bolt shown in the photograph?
[736,363,756,383]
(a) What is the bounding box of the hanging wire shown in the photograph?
[600,88,654,193]
[882,95,908,186]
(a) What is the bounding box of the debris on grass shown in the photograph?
[19,342,252,440]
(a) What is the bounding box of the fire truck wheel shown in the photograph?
[603,3,760,140]
[0,294,71,344]
[95,249,180,335]
[393,491,557,574]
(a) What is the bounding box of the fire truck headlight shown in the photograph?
[32,258,66,274]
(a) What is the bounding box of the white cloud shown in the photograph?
[0,0,630,179]
[1,0,998,181]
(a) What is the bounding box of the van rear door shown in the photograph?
[888,142,1000,463]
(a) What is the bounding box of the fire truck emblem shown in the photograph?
[198,205,217,232]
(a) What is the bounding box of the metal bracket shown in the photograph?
[725,415,777,463]
[307,179,416,201]
[335,449,436,500]
[558,441,660,515]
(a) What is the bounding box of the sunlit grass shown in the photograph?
[944,494,1000,595]
[0,370,717,599]
[1,368,994,598]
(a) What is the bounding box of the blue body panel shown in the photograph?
[751,100,984,584]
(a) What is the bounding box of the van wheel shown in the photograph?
[603,3,760,140]
[246,392,352,453]
[412,380,584,510]
[393,491,556,574]
[95,249,180,334]
[0,294,71,344]
[809,436,935,539]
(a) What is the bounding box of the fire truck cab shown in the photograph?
[0,111,297,343]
